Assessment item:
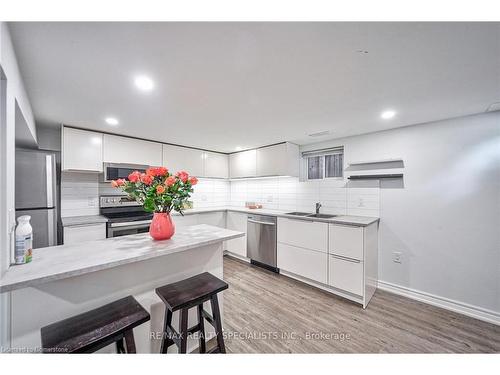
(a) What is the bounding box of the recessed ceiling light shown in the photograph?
[235,146,242,151]
[134,75,154,91]
[381,110,396,120]
[105,117,119,126]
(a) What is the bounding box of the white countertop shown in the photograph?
[61,206,379,228]
[61,215,108,227]
[0,224,243,293]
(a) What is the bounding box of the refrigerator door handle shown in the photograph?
[47,209,55,246]
[45,154,54,208]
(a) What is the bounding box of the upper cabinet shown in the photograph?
[62,127,103,172]
[256,143,299,177]
[162,144,204,177]
[229,143,300,179]
[103,134,162,166]
[229,149,257,178]
[204,151,229,179]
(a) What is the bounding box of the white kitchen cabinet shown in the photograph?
[329,224,364,260]
[277,242,328,284]
[63,223,106,245]
[203,151,229,179]
[329,255,364,295]
[62,127,103,172]
[229,149,257,178]
[277,218,328,253]
[173,214,198,228]
[256,142,300,177]
[224,211,248,258]
[197,211,226,228]
[162,144,204,177]
[103,134,162,166]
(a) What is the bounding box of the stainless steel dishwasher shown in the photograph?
[247,214,278,273]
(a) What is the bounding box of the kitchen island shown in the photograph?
[0,224,244,353]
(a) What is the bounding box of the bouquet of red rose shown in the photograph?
[111,167,198,215]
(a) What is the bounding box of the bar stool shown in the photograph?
[155,272,228,354]
[40,296,150,353]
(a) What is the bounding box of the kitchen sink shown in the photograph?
[285,212,337,219]
[285,212,313,216]
[306,213,337,219]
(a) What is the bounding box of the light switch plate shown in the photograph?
[393,251,402,263]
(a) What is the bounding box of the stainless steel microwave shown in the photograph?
[102,163,149,182]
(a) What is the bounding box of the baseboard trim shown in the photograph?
[378,280,500,326]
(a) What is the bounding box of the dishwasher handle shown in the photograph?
[247,219,276,226]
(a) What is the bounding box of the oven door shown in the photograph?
[102,163,149,182]
[107,220,151,238]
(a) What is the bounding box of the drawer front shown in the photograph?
[63,223,106,245]
[278,243,328,284]
[329,224,363,260]
[328,255,363,295]
[277,218,328,253]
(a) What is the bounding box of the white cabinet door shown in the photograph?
[197,211,226,228]
[278,243,328,284]
[204,152,229,179]
[62,127,103,172]
[256,143,300,177]
[103,134,162,166]
[229,150,257,178]
[329,255,363,295]
[225,211,247,257]
[277,218,328,253]
[63,223,106,245]
[329,224,364,260]
[173,214,198,229]
[162,144,204,177]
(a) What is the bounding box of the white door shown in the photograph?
[329,224,364,260]
[225,211,247,257]
[204,152,229,179]
[63,224,106,245]
[229,150,257,178]
[62,127,103,172]
[197,212,226,228]
[256,144,287,176]
[162,144,204,177]
[103,134,162,166]
[329,255,364,295]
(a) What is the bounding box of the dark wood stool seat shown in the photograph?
[40,296,150,353]
[156,272,228,354]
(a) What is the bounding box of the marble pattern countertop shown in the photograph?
[0,225,244,293]
[61,215,108,227]
[178,206,380,226]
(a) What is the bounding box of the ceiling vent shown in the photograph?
[308,130,330,137]
[486,102,500,112]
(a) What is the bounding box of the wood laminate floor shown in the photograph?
[221,256,500,353]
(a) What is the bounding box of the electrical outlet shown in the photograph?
[88,197,97,207]
[393,251,402,263]
[267,195,273,202]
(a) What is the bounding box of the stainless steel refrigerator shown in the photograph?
[15,149,58,249]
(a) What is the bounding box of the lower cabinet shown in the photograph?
[277,243,328,284]
[328,255,363,295]
[196,212,226,227]
[173,214,198,228]
[63,223,106,245]
[224,211,247,258]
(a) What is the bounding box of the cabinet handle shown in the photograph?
[330,254,361,263]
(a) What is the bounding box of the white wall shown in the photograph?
[0,21,36,351]
[302,112,500,314]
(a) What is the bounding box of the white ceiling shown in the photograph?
[9,22,500,153]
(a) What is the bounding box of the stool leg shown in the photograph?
[179,308,189,353]
[210,295,226,354]
[197,304,206,353]
[116,337,126,353]
[160,309,173,354]
[124,330,136,353]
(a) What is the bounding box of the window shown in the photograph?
[303,147,343,180]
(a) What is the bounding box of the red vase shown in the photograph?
[149,212,175,240]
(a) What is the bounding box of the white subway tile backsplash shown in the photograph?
[61,172,379,219]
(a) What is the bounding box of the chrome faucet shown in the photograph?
[315,202,322,214]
